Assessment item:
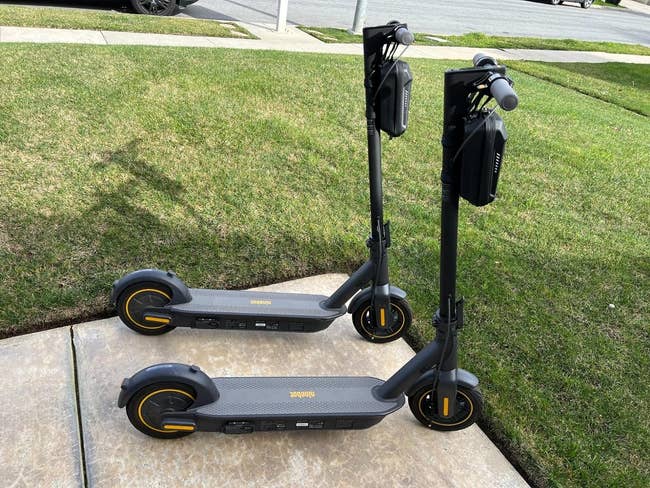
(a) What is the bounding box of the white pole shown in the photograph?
[276,0,289,32]
[349,0,367,35]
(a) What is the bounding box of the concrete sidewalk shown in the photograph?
[621,0,650,15]
[1,274,528,487]
[1,22,649,64]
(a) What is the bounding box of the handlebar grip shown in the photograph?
[394,27,414,46]
[489,76,518,111]
[472,53,497,67]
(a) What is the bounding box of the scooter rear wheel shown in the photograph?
[408,385,483,431]
[117,282,175,335]
[352,296,412,343]
[126,382,196,438]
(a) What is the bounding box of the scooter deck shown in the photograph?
[165,289,347,332]
[172,376,405,433]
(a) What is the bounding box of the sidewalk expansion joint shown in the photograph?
[69,326,89,488]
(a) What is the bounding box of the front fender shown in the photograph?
[110,269,192,306]
[406,368,479,397]
[348,286,407,316]
[117,363,219,408]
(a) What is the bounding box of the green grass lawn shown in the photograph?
[0,45,648,487]
[508,61,650,116]
[298,27,650,56]
[0,5,254,38]
[593,0,624,7]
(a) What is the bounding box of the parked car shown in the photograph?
[130,0,199,16]
[549,0,594,8]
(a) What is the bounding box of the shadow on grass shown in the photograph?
[0,139,362,336]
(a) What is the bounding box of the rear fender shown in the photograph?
[110,269,192,306]
[117,363,218,408]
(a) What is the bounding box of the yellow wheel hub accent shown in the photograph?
[418,389,474,428]
[137,388,195,434]
[360,303,406,340]
[125,288,171,330]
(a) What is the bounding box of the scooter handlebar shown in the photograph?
[394,26,414,46]
[489,75,519,111]
[471,53,518,111]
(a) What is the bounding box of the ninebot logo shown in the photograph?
[250,299,272,305]
[290,391,316,399]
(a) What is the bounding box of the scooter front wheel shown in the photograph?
[352,296,412,343]
[408,385,483,431]
[117,282,175,335]
[126,382,196,439]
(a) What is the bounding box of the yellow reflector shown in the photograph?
[144,316,170,324]
[163,424,195,431]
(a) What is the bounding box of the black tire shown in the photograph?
[581,0,593,7]
[352,296,412,343]
[408,385,483,431]
[130,0,177,16]
[116,282,175,335]
[126,382,196,439]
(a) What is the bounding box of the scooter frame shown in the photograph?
[110,22,415,343]
[117,40,520,436]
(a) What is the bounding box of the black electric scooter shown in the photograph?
[117,40,519,438]
[110,23,416,343]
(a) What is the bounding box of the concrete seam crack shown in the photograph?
[69,326,89,488]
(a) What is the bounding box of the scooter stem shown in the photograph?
[374,338,443,399]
